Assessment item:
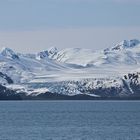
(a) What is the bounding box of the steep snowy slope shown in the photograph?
[0,47,69,84]
[50,39,140,67]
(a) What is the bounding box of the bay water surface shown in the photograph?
[0,101,140,140]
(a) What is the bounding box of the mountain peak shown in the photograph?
[48,47,58,57]
[36,50,49,60]
[1,47,13,52]
[111,39,140,51]
[36,47,58,60]
[0,47,19,59]
[48,47,58,54]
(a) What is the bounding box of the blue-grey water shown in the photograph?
[0,101,140,140]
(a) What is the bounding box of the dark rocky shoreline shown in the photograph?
[1,91,140,100]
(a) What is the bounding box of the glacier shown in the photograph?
[0,39,140,99]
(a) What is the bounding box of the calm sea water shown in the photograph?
[0,101,140,140]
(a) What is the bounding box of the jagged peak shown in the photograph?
[111,39,140,51]
[0,47,19,59]
[36,47,58,60]
[36,50,49,60]
[48,47,58,55]
[129,39,140,47]
[1,47,14,53]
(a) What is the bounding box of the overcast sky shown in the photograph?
[0,0,140,53]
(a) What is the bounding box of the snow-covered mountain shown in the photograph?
[1,39,140,99]
[49,39,140,67]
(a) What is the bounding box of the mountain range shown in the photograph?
[0,39,140,100]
